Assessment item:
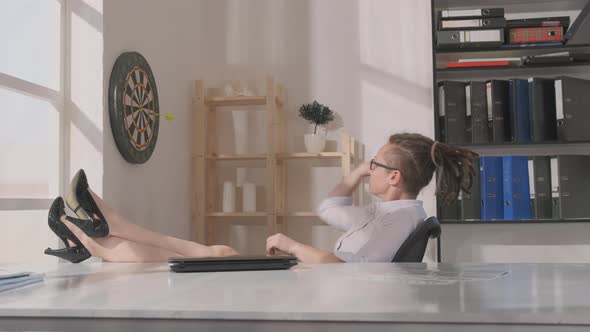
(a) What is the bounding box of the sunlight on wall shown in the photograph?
[226,0,250,65]
[358,0,431,86]
[81,0,102,13]
[70,11,103,141]
[69,0,104,196]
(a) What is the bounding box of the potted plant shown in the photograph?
[298,101,335,153]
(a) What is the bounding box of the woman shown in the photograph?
[45,133,477,263]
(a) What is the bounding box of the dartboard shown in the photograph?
[108,52,159,164]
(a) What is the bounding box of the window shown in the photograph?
[0,0,64,264]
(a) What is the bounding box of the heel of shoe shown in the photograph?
[44,247,91,263]
[46,197,92,263]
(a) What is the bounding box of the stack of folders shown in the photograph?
[436,8,506,50]
[438,155,590,221]
[0,270,44,292]
[438,76,590,144]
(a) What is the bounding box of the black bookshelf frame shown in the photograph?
[430,0,590,261]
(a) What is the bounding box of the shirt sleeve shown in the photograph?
[335,210,419,262]
[316,196,366,232]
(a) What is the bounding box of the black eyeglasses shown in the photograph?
[370,159,400,172]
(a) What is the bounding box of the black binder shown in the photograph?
[532,156,552,219]
[486,80,510,143]
[438,200,461,221]
[438,81,467,144]
[528,77,557,142]
[555,76,590,141]
[439,17,506,30]
[436,30,504,49]
[551,157,560,219]
[508,79,530,143]
[169,256,298,273]
[552,156,590,219]
[439,8,505,20]
[461,158,481,220]
[467,82,490,143]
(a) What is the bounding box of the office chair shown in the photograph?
[392,216,441,263]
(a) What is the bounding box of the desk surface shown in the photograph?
[1,262,590,326]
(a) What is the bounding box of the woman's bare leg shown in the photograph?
[81,190,238,258]
[63,218,193,262]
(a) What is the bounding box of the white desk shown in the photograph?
[1,262,589,332]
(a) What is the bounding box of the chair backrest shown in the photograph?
[392,216,441,263]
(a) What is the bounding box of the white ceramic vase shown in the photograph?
[242,182,256,212]
[222,181,236,213]
[304,133,326,153]
[232,110,248,154]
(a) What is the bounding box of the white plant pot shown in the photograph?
[304,133,326,153]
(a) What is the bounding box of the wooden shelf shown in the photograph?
[193,77,358,245]
[206,153,267,161]
[278,152,345,160]
[207,212,268,217]
[279,212,317,217]
[205,96,267,107]
[441,219,590,224]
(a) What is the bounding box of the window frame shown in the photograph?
[0,1,66,211]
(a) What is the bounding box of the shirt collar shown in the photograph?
[374,199,423,213]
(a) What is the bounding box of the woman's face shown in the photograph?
[368,144,397,197]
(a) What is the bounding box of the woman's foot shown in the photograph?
[209,245,239,257]
[65,169,109,237]
[44,197,92,263]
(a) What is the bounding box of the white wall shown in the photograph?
[67,0,104,201]
[102,0,319,253]
[101,0,590,263]
[101,0,437,256]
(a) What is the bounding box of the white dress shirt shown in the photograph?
[317,196,427,262]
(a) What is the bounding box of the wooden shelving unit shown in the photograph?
[206,212,269,217]
[205,153,267,161]
[192,77,357,244]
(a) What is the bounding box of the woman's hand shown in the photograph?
[266,233,300,256]
[327,161,370,197]
[353,161,371,178]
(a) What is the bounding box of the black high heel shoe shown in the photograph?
[44,197,92,263]
[65,169,109,238]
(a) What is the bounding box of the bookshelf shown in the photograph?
[431,0,590,225]
[191,77,357,245]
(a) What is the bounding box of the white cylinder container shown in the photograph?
[232,110,248,154]
[222,181,236,213]
[242,182,256,212]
